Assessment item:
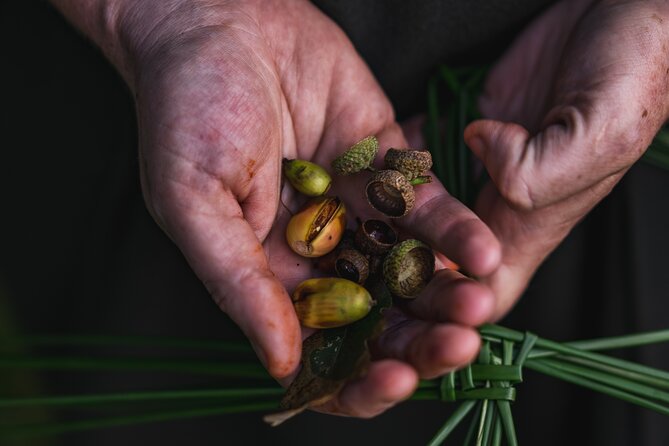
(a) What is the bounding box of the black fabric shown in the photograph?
[1,1,668,445]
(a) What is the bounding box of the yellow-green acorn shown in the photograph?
[331,135,379,175]
[292,278,374,328]
[383,239,435,298]
[282,158,332,196]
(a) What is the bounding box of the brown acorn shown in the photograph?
[365,170,415,218]
[384,148,433,180]
[331,136,379,175]
[383,239,435,299]
[335,248,370,285]
[354,219,398,255]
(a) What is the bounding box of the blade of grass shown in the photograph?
[463,402,483,445]
[0,401,278,439]
[556,355,669,391]
[0,335,253,354]
[427,78,445,182]
[477,399,495,446]
[532,358,669,404]
[0,356,269,378]
[526,359,669,416]
[457,89,468,204]
[427,400,477,446]
[0,388,284,409]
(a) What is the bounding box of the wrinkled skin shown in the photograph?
[105,0,501,417]
[462,0,669,318]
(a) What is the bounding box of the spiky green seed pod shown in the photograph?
[383,239,435,299]
[292,278,374,328]
[365,170,415,217]
[384,148,433,180]
[331,136,379,175]
[282,159,332,196]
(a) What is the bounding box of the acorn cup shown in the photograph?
[365,170,415,218]
[292,278,375,328]
[335,248,370,285]
[354,219,398,256]
[383,148,433,181]
[331,135,379,175]
[383,239,435,299]
[286,196,346,258]
[282,159,332,196]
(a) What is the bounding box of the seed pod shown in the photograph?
[383,239,435,299]
[365,170,415,218]
[292,278,374,328]
[282,158,332,196]
[384,148,433,180]
[335,249,370,284]
[354,219,398,255]
[286,197,346,258]
[331,135,379,175]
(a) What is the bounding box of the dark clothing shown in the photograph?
[1,1,667,445]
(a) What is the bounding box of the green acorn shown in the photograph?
[331,135,379,175]
[282,159,332,196]
[383,239,435,299]
[384,148,433,180]
[365,170,415,218]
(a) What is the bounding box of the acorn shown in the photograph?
[282,158,332,196]
[383,239,435,299]
[354,219,398,255]
[384,148,433,180]
[365,170,415,218]
[292,278,375,328]
[335,248,370,284]
[286,197,346,258]
[331,135,379,175]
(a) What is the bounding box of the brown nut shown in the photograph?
[335,249,370,284]
[354,219,398,256]
[286,197,346,258]
[365,170,415,218]
[383,239,435,298]
[384,148,433,180]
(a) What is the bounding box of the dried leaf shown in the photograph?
[264,275,392,425]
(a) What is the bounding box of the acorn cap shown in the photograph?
[335,248,370,285]
[331,135,379,175]
[365,170,415,218]
[354,219,398,255]
[383,239,435,299]
[384,148,433,180]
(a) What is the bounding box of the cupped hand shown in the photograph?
[464,0,669,318]
[113,0,500,417]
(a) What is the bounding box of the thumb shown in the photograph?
[153,184,302,380]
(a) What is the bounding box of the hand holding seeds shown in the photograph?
[84,0,501,418]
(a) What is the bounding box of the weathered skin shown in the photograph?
[49,0,502,418]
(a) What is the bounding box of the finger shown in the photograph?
[373,314,481,379]
[316,359,418,418]
[407,268,494,326]
[155,183,301,379]
[397,178,501,276]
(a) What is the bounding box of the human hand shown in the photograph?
[464,0,669,318]
[82,0,502,417]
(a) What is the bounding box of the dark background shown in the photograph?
[1,1,668,445]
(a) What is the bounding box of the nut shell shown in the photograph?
[383,239,435,299]
[365,170,415,218]
[292,278,374,328]
[331,136,379,175]
[335,249,370,284]
[354,219,398,255]
[286,197,346,258]
[384,148,433,180]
